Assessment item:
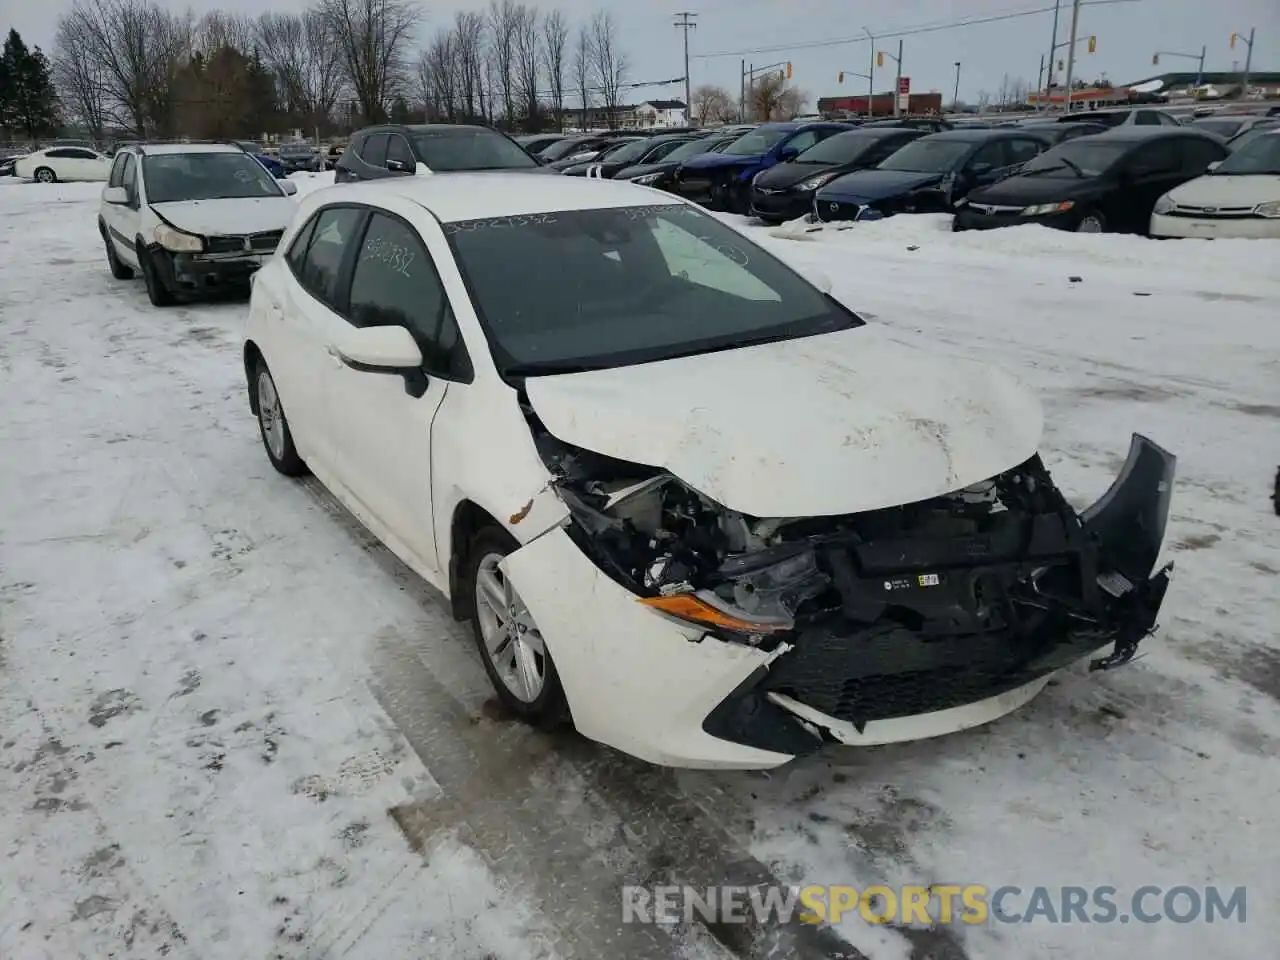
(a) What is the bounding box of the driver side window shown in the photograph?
[345,213,472,380]
[967,142,1005,171]
[648,215,780,303]
[1127,141,1180,176]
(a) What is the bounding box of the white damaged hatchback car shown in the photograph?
[244,174,1176,769]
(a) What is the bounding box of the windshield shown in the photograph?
[794,131,877,164]
[1018,139,1130,177]
[605,139,657,164]
[142,153,284,203]
[410,128,537,170]
[445,203,860,373]
[877,138,972,173]
[663,138,721,163]
[1192,119,1244,139]
[723,127,790,156]
[540,138,593,161]
[1228,123,1280,152]
[1214,132,1280,174]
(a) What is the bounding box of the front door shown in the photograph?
[105,153,142,267]
[320,206,472,573]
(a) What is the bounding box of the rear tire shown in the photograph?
[252,359,307,477]
[464,526,569,727]
[34,167,56,183]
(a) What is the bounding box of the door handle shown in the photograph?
[325,345,345,368]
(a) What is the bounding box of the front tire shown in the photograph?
[101,226,134,279]
[34,166,56,183]
[465,526,568,726]
[1075,209,1107,233]
[139,247,175,306]
[252,359,307,476]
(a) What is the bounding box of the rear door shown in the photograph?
[274,205,368,466]
[1116,139,1182,232]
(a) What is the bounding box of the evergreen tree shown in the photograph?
[2,29,59,140]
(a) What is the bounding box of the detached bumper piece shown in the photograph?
[704,434,1174,755]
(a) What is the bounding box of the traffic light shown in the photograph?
[877,51,884,67]
[1230,32,1237,49]
[1088,36,1096,54]
[1152,53,1159,65]
[786,61,792,79]
[838,71,844,83]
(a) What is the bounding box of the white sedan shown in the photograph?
[14,145,113,183]
[1151,128,1280,239]
[244,174,1176,769]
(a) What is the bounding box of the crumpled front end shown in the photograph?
[525,421,1174,763]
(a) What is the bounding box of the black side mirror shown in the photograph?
[386,159,411,173]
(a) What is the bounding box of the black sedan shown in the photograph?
[813,128,1055,223]
[544,137,641,171]
[558,133,701,178]
[335,124,549,181]
[515,133,568,156]
[538,135,625,163]
[953,127,1228,234]
[750,126,928,223]
[612,135,740,191]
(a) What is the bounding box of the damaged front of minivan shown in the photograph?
[493,327,1175,770]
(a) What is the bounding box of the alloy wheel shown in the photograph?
[474,552,546,703]
[257,369,286,460]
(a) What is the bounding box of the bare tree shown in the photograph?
[512,4,540,128]
[451,10,485,121]
[419,29,457,120]
[53,16,111,139]
[55,0,191,136]
[486,0,519,126]
[690,83,731,126]
[588,10,626,129]
[197,10,255,53]
[571,23,591,130]
[540,9,568,131]
[748,72,807,121]
[319,0,421,125]
[257,11,344,130]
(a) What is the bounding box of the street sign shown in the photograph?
[897,76,911,94]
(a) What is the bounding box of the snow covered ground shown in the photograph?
[1,172,1277,960]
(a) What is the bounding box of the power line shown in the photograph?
[691,0,1141,61]
[674,11,698,123]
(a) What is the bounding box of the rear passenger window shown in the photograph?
[359,134,390,167]
[285,216,318,275]
[346,213,472,380]
[1006,138,1044,164]
[299,207,363,307]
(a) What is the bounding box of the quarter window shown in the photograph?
[109,154,128,187]
[346,213,471,380]
[299,207,363,307]
[120,154,138,204]
[285,215,318,275]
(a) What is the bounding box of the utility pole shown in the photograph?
[1037,54,1045,110]
[953,61,961,111]
[1233,27,1256,92]
[863,27,875,118]
[673,12,697,125]
[1197,45,1205,88]
[1044,0,1061,109]
[1062,0,1081,114]
[740,59,746,121]
[889,38,904,116]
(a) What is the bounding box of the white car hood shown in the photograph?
[149,197,296,236]
[1167,173,1280,207]
[525,325,1044,518]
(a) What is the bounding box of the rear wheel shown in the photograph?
[34,167,56,183]
[252,359,307,476]
[465,526,568,725]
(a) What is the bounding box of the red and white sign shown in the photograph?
[897,76,911,94]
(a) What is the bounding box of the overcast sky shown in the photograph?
[3,0,1276,106]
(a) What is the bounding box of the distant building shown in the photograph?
[817,92,943,117]
[573,100,689,131]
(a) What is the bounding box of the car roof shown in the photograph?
[1082,127,1213,142]
[131,143,244,155]
[918,128,1042,142]
[314,173,688,224]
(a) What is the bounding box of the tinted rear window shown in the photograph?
[410,128,537,171]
